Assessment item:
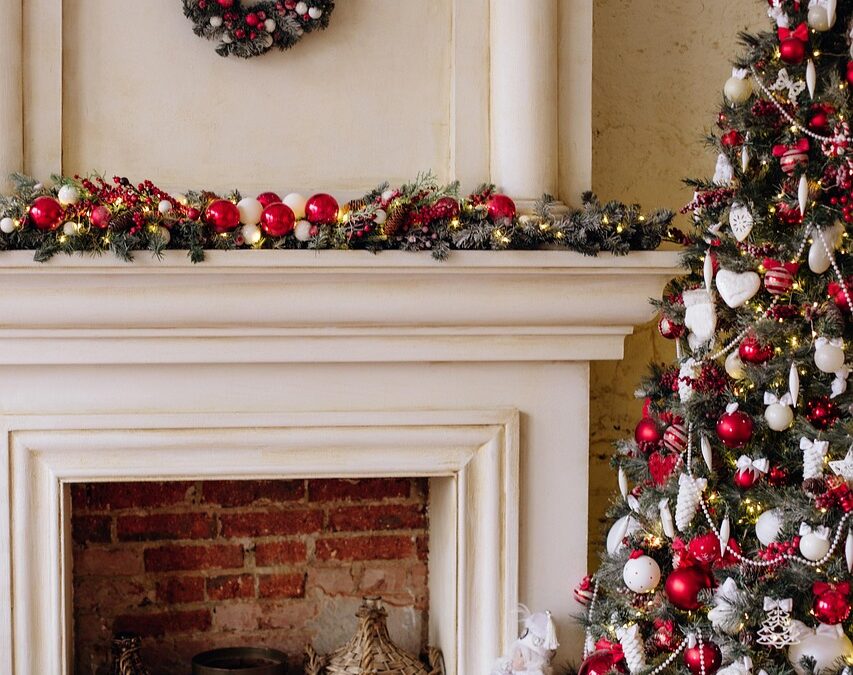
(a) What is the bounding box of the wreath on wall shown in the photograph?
[182,0,334,58]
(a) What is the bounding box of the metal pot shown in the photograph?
[192,647,288,675]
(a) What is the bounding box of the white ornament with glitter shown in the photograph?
[675,473,706,531]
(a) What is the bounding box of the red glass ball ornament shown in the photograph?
[687,532,721,565]
[634,418,662,447]
[204,199,240,233]
[305,193,339,224]
[767,466,789,486]
[813,589,852,625]
[716,409,753,448]
[434,196,460,219]
[720,130,743,147]
[29,196,63,231]
[245,12,260,26]
[663,423,688,453]
[658,316,685,340]
[806,396,838,430]
[780,38,806,65]
[739,335,773,364]
[578,650,625,675]
[684,642,722,675]
[217,0,234,6]
[260,202,295,237]
[186,207,201,221]
[810,111,829,131]
[90,205,112,230]
[734,467,759,489]
[847,62,853,87]
[764,266,794,295]
[486,194,516,221]
[256,192,281,209]
[665,566,710,611]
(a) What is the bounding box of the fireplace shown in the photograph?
[0,249,679,674]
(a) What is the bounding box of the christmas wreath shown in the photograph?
[182,0,334,58]
[0,172,676,263]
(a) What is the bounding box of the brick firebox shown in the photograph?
[71,477,429,675]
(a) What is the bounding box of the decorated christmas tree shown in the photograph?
[577,2,853,675]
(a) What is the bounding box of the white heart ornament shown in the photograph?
[729,203,754,242]
[715,269,760,308]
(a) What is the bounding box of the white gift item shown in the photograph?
[675,473,706,531]
[714,153,735,186]
[788,623,853,675]
[729,202,754,241]
[801,437,829,479]
[755,509,783,547]
[678,358,700,402]
[764,391,794,431]
[616,624,647,674]
[799,523,831,561]
[815,337,845,373]
[708,577,745,635]
[623,555,661,594]
[683,289,717,346]
[716,269,760,308]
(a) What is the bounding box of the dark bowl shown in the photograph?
[192,647,288,675]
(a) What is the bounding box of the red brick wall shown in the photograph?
[71,478,429,675]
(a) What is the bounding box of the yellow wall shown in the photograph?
[587,0,766,567]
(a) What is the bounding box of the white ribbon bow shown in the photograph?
[816,336,843,350]
[737,455,770,474]
[764,391,793,406]
[799,523,830,540]
[763,597,793,612]
[800,437,829,454]
[770,68,806,102]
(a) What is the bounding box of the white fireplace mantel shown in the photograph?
[0,250,681,675]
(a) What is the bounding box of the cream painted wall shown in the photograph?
[587,0,767,567]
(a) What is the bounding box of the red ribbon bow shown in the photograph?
[772,137,810,158]
[595,639,625,662]
[778,22,808,44]
[814,580,851,597]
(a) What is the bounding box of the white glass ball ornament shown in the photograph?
[622,555,661,593]
[210,15,223,27]
[765,403,794,431]
[294,220,313,242]
[0,217,16,234]
[725,350,746,380]
[308,6,323,19]
[238,198,264,226]
[374,209,388,225]
[240,223,262,246]
[222,34,233,44]
[57,184,80,206]
[381,189,396,202]
[788,625,853,675]
[264,19,276,32]
[815,340,845,373]
[158,199,172,215]
[724,76,753,105]
[755,509,782,547]
[606,514,641,555]
[807,5,834,31]
[283,193,308,220]
[295,2,308,14]
[800,531,831,561]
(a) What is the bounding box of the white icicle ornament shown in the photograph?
[616,624,647,674]
[606,514,641,555]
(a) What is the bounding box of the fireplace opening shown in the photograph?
[70,478,430,675]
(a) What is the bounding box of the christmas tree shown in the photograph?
[578,3,853,675]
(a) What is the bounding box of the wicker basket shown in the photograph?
[305,597,444,675]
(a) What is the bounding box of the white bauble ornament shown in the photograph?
[308,6,323,19]
[264,18,276,32]
[815,339,845,373]
[381,189,396,202]
[283,192,308,220]
[765,402,794,431]
[222,34,233,44]
[57,184,80,206]
[755,509,782,547]
[62,221,77,235]
[156,226,171,245]
[294,220,313,242]
[240,223,262,246]
[622,555,661,593]
[295,1,308,13]
[606,514,640,555]
[808,223,844,274]
[158,199,172,215]
[374,208,387,225]
[210,15,223,27]
[238,197,264,226]
[808,5,834,31]
[725,350,746,380]
[0,217,16,234]
[788,623,853,675]
[724,74,753,105]
[799,528,831,561]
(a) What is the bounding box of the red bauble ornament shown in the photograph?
[186,207,201,221]
[847,62,853,87]
[256,191,281,209]
[90,205,112,230]
[810,111,829,131]
[778,24,808,65]
[663,423,688,453]
[720,130,743,147]
[486,194,517,221]
[716,408,753,448]
[733,467,760,489]
[739,335,773,364]
[305,193,339,224]
[652,619,677,652]
[806,396,838,430]
[29,196,63,231]
[764,266,794,295]
[684,642,722,675]
[687,532,721,566]
[578,650,624,675]
[634,418,662,448]
[665,566,710,611]
[767,466,789,486]
[813,587,852,625]
[434,196,460,219]
[217,0,234,6]
[204,199,240,233]
[658,316,685,340]
[259,202,295,237]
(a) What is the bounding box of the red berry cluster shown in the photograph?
[693,362,728,394]
[680,188,735,214]
[750,99,791,130]
[758,537,799,561]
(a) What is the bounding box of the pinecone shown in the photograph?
[109,209,137,232]
[382,203,406,237]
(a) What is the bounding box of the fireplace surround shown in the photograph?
[0,249,680,674]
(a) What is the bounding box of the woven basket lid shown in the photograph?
[323,597,430,675]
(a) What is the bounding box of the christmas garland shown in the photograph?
[0,172,676,263]
[182,0,334,58]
